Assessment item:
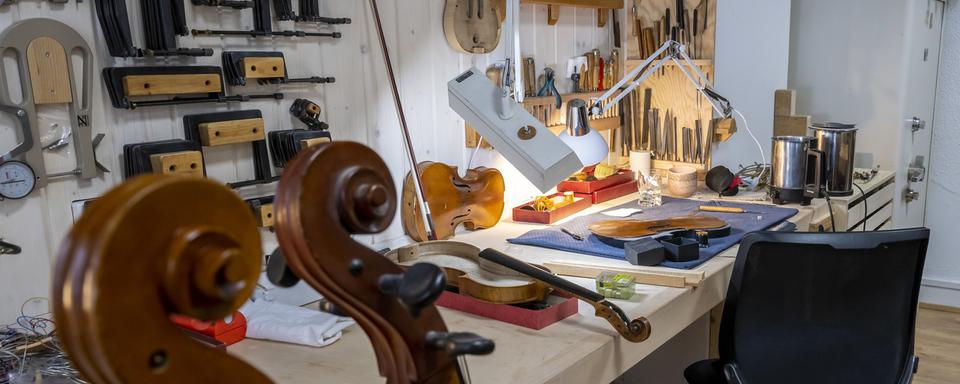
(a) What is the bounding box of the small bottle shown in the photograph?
[637,174,662,208]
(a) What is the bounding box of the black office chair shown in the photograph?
[685,229,930,384]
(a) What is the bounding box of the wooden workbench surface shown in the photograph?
[229,195,815,384]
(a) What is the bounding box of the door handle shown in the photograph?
[908,116,926,132]
[905,189,921,203]
[908,155,926,183]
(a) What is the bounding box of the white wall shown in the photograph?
[787,0,909,172]
[0,1,613,324]
[921,0,960,308]
[712,0,792,172]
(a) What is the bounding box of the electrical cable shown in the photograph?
[732,108,766,186]
[854,183,867,231]
[468,137,484,170]
[824,193,837,232]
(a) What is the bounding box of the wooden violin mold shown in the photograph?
[276,142,489,384]
[443,0,503,54]
[386,241,551,305]
[402,161,505,242]
[52,176,270,384]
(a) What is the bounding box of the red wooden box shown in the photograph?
[589,179,639,204]
[171,311,247,346]
[436,291,578,330]
[512,193,592,224]
[557,169,635,194]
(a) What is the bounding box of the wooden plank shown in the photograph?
[774,89,797,117]
[150,151,205,177]
[198,118,265,146]
[597,8,608,27]
[26,37,72,105]
[256,203,275,228]
[773,115,811,137]
[123,74,222,96]
[242,57,286,79]
[522,0,623,9]
[548,5,561,25]
[300,137,331,149]
[543,260,705,288]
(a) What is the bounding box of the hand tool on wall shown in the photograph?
[295,0,352,24]
[523,58,536,97]
[222,51,336,86]
[268,129,331,168]
[192,0,252,9]
[122,139,205,178]
[95,0,212,57]
[0,238,21,254]
[537,68,562,109]
[290,98,329,130]
[183,110,274,187]
[103,66,284,109]
[0,19,100,190]
[191,0,343,39]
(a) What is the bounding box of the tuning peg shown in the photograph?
[266,247,301,288]
[425,331,495,356]
[377,263,446,317]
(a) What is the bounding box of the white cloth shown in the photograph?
[239,300,355,347]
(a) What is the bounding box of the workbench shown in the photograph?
[229,194,815,383]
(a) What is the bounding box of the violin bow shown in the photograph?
[368,0,438,241]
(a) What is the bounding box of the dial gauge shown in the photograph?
[0,161,37,200]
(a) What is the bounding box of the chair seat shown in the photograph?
[684,359,727,384]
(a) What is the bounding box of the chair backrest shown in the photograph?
[720,229,929,384]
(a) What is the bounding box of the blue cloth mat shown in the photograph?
[508,197,799,269]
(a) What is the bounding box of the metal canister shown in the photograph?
[770,136,821,205]
[810,123,858,196]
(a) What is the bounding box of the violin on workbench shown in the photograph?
[402,161,505,242]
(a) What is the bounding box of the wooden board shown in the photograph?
[543,260,705,288]
[622,59,715,167]
[198,118,266,146]
[123,74,222,96]
[26,37,73,105]
[300,137,331,149]
[773,89,812,137]
[256,203,275,228]
[588,216,727,238]
[242,57,286,79]
[150,151,205,177]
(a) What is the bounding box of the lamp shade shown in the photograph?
[560,99,609,166]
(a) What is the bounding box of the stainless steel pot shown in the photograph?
[810,123,858,196]
[771,136,821,205]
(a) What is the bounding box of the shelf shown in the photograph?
[521,0,623,9]
[625,58,714,67]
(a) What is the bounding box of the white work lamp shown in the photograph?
[560,99,608,166]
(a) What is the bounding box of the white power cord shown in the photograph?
[468,136,484,169]
[732,108,766,186]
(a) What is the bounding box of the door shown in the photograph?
[895,0,944,228]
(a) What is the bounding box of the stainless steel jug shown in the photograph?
[810,123,858,196]
[771,136,821,205]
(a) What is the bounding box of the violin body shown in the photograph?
[443,0,503,54]
[402,162,505,242]
[53,176,271,383]
[386,241,552,305]
[588,216,729,239]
